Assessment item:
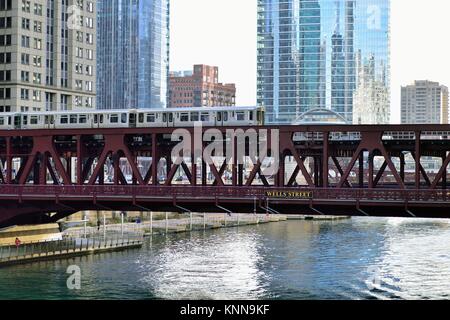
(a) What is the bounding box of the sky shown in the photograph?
[170,0,450,124]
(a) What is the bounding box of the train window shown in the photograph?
[237,112,245,121]
[180,113,189,122]
[138,113,144,123]
[121,113,127,124]
[30,116,38,125]
[169,113,173,122]
[147,114,155,123]
[61,115,68,124]
[0,117,4,125]
[201,113,209,121]
[162,113,167,122]
[99,114,104,124]
[190,112,199,121]
[70,115,78,124]
[110,114,119,123]
[249,111,254,121]
[79,115,87,124]
[23,115,28,125]
[224,112,228,121]
[217,112,222,122]
[94,114,98,124]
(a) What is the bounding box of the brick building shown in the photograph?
[169,64,236,108]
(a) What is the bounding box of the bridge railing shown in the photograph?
[0,185,448,203]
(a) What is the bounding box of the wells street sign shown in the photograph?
[265,191,313,200]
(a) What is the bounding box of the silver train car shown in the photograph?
[0,106,265,130]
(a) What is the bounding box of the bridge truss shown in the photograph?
[0,124,450,226]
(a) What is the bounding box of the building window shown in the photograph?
[87,1,94,13]
[85,97,93,108]
[33,90,41,102]
[21,0,30,12]
[0,52,11,64]
[21,89,29,100]
[33,55,41,67]
[21,35,30,48]
[34,4,43,15]
[0,0,12,11]
[33,38,42,50]
[21,53,30,65]
[21,71,29,82]
[0,34,11,46]
[34,21,42,33]
[33,73,41,84]
[0,70,10,82]
[0,17,12,28]
[22,18,30,30]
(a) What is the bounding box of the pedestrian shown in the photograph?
[15,237,21,248]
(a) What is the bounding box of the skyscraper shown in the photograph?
[401,81,449,124]
[0,0,97,112]
[257,0,390,124]
[97,0,170,110]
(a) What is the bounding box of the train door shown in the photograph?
[216,111,224,126]
[129,113,137,128]
[14,115,21,129]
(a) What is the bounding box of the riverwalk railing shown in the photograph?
[64,213,281,238]
[0,232,143,266]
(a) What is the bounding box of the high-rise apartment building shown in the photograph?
[0,0,97,113]
[97,0,170,110]
[257,0,390,124]
[169,65,236,108]
[401,81,449,124]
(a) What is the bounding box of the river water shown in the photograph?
[1,217,450,300]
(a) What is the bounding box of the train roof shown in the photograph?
[0,106,262,117]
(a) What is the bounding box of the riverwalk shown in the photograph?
[0,213,288,267]
[64,213,288,238]
[0,234,143,267]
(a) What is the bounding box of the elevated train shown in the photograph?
[0,106,265,130]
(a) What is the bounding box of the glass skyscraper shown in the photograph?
[97,0,170,110]
[257,0,390,124]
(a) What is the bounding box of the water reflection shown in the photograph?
[1,218,450,300]
[139,232,270,300]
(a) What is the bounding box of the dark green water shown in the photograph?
[1,217,450,300]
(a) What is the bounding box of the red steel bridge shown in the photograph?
[1,124,450,227]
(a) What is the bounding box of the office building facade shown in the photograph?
[401,81,449,124]
[0,0,97,113]
[257,0,390,124]
[169,65,236,108]
[97,0,170,110]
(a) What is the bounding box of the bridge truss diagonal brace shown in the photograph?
[286,145,314,188]
[431,152,450,189]
[337,132,405,189]
[87,135,144,185]
[18,136,71,185]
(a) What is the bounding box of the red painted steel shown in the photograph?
[0,124,450,226]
